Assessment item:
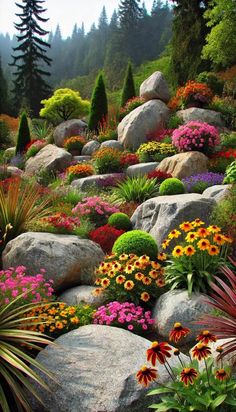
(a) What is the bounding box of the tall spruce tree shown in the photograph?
[88,72,108,133]
[121,62,136,107]
[0,57,8,114]
[119,0,142,29]
[10,0,52,116]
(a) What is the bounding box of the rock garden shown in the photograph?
[0,71,236,412]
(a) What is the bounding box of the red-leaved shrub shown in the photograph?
[89,224,125,253]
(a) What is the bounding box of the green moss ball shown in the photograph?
[159,177,185,195]
[112,230,158,259]
[108,212,132,231]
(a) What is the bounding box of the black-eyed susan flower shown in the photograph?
[139,255,150,264]
[192,343,211,361]
[184,245,196,256]
[136,365,158,386]
[108,270,116,278]
[156,278,165,287]
[113,262,122,271]
[185,232,199,243]
[141,292,150,302]
[135,272,144,281]
[197,228,210,238]
[70,316,79,324]
[95,278,101,285]
[119,253,129,260]
[125,264,134,274]
[55,321,64,329]
[157,253,167,261]
[162,239,170,249]
[101,278,110,288]
[213,234,225,246]
[207,225,221,234]
[116,275,126,284]
[124,280,134,290]
[196,330,217,345]
[93,287,104,296]
[151,261,161,269]
[208,245,220,256]
[215,369,228,381]
[134,260,142,269]
[142,276,152,285]
[169,322,190,343]
[222,235,233,243]
[179,221,193,232]
[149,270,158,279]
[168,229,181,239]
[180,368,198,386]
[197,238,210,250]
[172,245,184,258]
[147,341,172,366]
[192,218,205,227]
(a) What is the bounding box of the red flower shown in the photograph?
[169,322,190,343]
[180,368,198,386]
[147,341,172,366]
[136,365,158,386]
[89,224,125,253]
[192,343,211,361]
[215,369,228,381]
[196,330,217,345]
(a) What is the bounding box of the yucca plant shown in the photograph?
[198,258,236,364]
[0,177,52,247]
[0,293,55,412]
[112,176,159,203]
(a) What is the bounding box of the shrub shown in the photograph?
[210,184,236,242]
[167,114,184,129]
[0,119,11,149]
[94,253,165,304]
[120,152,139,168]
[66,163,94,183]
[89,224,125,253]
[220,132,236,149]
[168,80,213,110]
[25,139,46,159]
[63,135,86,153]
[120,62,136,108]
[147,170,172,182]
[172,121,220,154]
[159,178,185,195]
[182,172,224,193]
[41,213,81,235]
[15,111,31,154]
[119,96,144,121]
[108,212,132,231]
[208,96,236,129]
[93,301,154,334]
[224,160,236,184]
[196,71,224,96]
[208,157,233,174]
[88,72,108,133]
[72,196,119,227]
[163,219,233,295]
[93,147,122,174]
[113,176,159,203]
[112,230,158,260]
[137,141,176,162]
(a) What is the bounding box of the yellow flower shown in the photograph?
[168,229,181,239]
[125,264,135,274]
[222,235,233,244]
[68,307,76,315]
[185,232,199,243]
[119,253,129,260]
[141,292,150,302]
[172,246,184,258]
[124,280,135,290]
[207,225,221,234]
[108,270,116,278]
[59,303,66,310]
[151,261,161,269]
[157,253,167,261]
[149,270,158,279]
[184,245,196,256]
[197,228,210,238]
[135,272,144,281]
[139,255,150,264]
[116,275,126,284]
[207,245,220,256]
[192,219,205,227]
[101,278,110,288]
[113,262,122,272]
[55,321,64,329]
[142,276,152,285]
[95,278,101,285]
[179,222,193,232]
[134,260,142,269]
[213,234,225,246]
[93,287,104,296]
[197,239,210,251]
[156,278,165,287]
[162,239,170,249]
[60,311,67,317]
[70,316,79,324]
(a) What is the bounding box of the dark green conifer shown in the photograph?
[120,62,136,107]
[15,111,31,154]
[88,72,108,133]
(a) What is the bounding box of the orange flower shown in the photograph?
[119,253,129,260]
[222,235,233,244]
[196,330,217,345]
[161,239,170,249]
[172,245,184,258]
[95,278,101,285]
[151,261,161,269]
[147,341,172,366]
[192,343,211,361]
[156,278,165,287]
[101,278,110,288]
[66,163,94,177]
[185,232,199,243]
[139,255,150,264]
[180,368,198,386]
[192,218,205,227]
[207,225,221,234]
[125,264,134,274]
[55,321,64,329]
[184,245,196,256]
[213,234,225,245]
[168,229,181,239]
[141,292,150,302]
[197,238,210,250]
[179,221,193,232]
[157,253,167,261]
[215,369,228,381]
[136,365,158,386]
[169,322,190,343]
[207,245,220,256]
[70,316,79,324]
[142,276,152,285]
[124,280,134,290]
[108,270,116,278]
[149,270,158,279]
[93,288,104,296]
[135,272,144,281]
[116,275,126,284]
[197,228,210,238]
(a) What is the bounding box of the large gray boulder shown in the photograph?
[2,232,104,292]
[81,140,100,155]
[156,151,209,179]
[71,173,125,191]
[131,194,216,248]
[29,325,188,412]
[153,290,212,344]
[140,71,170,103]
[59,285,106,307]
[53,119,87,147]
[25,144,72,175]
[176,108,224,127]
[100,140,123,151]
[118,100,170,150]
[126,162,159,177]
[202,184,231,202]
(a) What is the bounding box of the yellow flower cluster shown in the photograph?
[137,142,176,156]
[94,253,166,304]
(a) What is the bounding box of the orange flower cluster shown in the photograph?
[0,114,19,132]
[66,163,94,182]
[93,147,121,160]
[63,135,86,152]
[168,81,213,110]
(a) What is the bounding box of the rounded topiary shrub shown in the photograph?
[112,230,158,260]
[108,212,132,231]
[159,178,185,196]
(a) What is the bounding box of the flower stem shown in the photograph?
[204,358,211,388]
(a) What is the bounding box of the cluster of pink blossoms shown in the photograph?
[172,121,220,154]
[72,196,119,226]
[93,301,155,333]
[0,266,54,305]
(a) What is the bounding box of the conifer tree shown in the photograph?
[88,73,108,133]
[121,62,136,107]
[15,111,31,154]
[10,0,52,116]
[119,0,142,29]
[0,57,8,114]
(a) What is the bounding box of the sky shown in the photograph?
[0,0,155,38]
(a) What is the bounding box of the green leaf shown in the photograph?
[211,394,227,409]
[148,387,173,396]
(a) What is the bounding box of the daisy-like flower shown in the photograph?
[70,316,79,324]
[141,292,150,302]
[172,245,184,258]
[135,272,144,281]
[169,322,190,343]
[222,235,233,244]
[213,234,225,246]
[108,270,116,278]
[134,260,142,269]
[149,270,158,279]
[116,275,126,284]
[197,227,210,238]
[139,255,150,264]
[93,287,104,296]
[124,280,134,290]
[101,278,110,288]
[142,276,152,285]
[192,343,211,361]
[125,264,134,274]
[162,239,170,249]
[151,261,161,269]
[184,245,196,256]
[180,368,198,386]
[157,253,167,261]
[136,365,158,386]
[197,238,210,250]
[119,253,129,260]
[185,232,199,243]
[215,369,228,381]
[168,229,181,239]
[55,321,64,329]
[95,278,101,285]
[192,218,205,227]
[196,330,217,345]
[156,278,165,287]
[179,221,193,232]
[208,245,220,256]
[113,262,122,272]
[147,341,172,366]
[207,225,221,234]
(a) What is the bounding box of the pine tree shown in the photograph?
[0,56,8,114]
[121,62,136,107]
[15,111,31,154]
[10,0,52,116]
[119,0,142,29]
[88,72,108,133]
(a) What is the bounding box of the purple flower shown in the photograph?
[182,172,224,193]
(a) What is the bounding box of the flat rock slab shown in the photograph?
[126,162,159,177]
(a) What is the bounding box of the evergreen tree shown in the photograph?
[10,0,52,116]
[15,111,31,154]
[88,72,108,133]
[119,0,142,29]
[0,57,8,114]
[121,62,136,107]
